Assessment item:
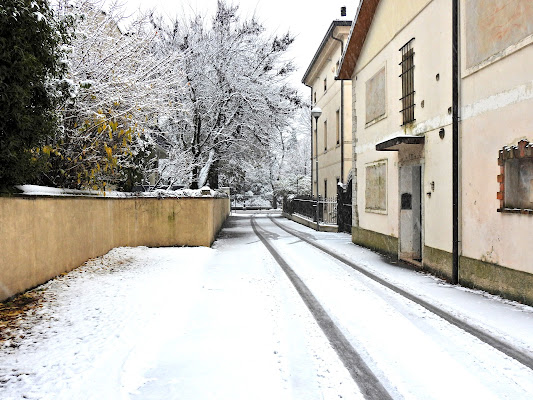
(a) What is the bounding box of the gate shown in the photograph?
[337,179,352,233]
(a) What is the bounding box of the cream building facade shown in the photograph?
[338,0,533,305]
[303,19,352,199]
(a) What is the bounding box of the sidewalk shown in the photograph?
[271,212,533,356]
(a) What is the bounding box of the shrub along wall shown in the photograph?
[0,196,230,301]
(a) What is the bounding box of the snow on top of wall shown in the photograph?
[16,185,228,198]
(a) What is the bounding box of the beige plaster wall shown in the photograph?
[310,27,353,197]
[459,0,533,276]
[0,196,230,301]
[423,127,453,252]
[355,150,399,237]
[464,0,533,70]
[356,0,432,73]
[352,0,452,248]
[460,100,533,275]
[347,0,533,298]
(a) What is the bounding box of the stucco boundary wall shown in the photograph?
[0,196,230,302]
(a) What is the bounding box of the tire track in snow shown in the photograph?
[250,216,393,400]
[268,214,533,372]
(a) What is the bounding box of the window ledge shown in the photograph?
[365,208,388,215]
[497,208,533,215]
[365,113,387,128]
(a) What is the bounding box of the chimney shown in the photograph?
[341,6,347,17]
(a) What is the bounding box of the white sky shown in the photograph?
[123,0,359,95]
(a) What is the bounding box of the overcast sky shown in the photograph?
[124,0,359,95]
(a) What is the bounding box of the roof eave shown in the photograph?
[336,0,381,81]
[301,20,352,86]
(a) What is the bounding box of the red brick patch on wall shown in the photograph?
[497,139,533,214]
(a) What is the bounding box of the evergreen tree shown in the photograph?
[0,0,66,190]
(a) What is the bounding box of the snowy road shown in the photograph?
[1,212,533,399]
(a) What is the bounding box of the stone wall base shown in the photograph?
[424,245,533,306]
[351,226,398,257]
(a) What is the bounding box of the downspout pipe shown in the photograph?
[309,87,313,197]
[331,33,345,184]
[452,0,460,284]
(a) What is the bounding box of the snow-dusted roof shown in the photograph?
[337,0,381,80]
[301,20,352,86]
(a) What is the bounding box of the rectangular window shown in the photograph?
[498,140,533,213]
[313,91,316,104]
[399,39,415,125]
[365,160,387,213]
[366,66,386,124]
[323,120,328,151]
[324,179,328,199]
[336,109,340,145]
[324,78,327,92]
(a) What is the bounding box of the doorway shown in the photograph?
[399,165,422,263]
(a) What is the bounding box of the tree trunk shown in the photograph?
[208,160,219,189]
[191,165,199,189]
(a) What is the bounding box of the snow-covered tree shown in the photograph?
[157,0,302,189]
[38,0,185,190]
[239,105,311,207]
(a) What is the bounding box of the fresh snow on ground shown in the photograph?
[1,211,533,399]
[276,215,533,356]
[0,215,361,400]
[265,214,533,399]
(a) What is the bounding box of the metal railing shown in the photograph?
[284,196,337,225]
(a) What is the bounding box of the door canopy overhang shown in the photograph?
[376,135,425,151]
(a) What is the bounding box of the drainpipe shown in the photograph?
[310,87,313,197]
[452,0,460,284]
[331,33,345,184]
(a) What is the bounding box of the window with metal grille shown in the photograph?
[399,39,415,125]
[336,109,340,145]
[323,120,328,151]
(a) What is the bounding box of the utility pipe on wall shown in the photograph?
[310,87,314,197]
[331,33,345,184]
[452,0,460,284]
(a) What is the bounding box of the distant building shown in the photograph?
[302,14,352,199]
[338,0,533,305]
